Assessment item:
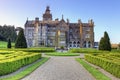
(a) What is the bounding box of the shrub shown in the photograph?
[85,54,120,78]
[0,52,41,75]
[69,48,102,53]
[14,47,55,52]
[15,29,27,48]
[7,38,11,48]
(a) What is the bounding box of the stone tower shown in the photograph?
[33,17,39,46]
[43,6,52,21]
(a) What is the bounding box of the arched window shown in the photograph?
[73,44,76,47]
[73,41,76,44]
[84,41,86,48]
[77,41,80,44]
[88,41,91,48]
[77,44,80,47]
[69,42,72,47]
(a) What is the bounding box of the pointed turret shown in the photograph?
[46,6,50,14]
[43,6,52,21]
[60,14,65,22]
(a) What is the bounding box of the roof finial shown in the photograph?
[27,17,28,21]
[46,6,50,11]
[62,14,64,20]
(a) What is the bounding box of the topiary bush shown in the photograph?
[15,29,27,48]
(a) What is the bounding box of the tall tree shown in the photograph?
[104,31,111,51]
[118,43,120,49]
[0,25,17,42]
[99,37,104,50]
[7,38,11,48]
[99,31,111,51]
[15,29,27,48]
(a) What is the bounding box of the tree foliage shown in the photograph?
[118,43,120,49]
[99,31,111,51]
[0,25,17,42]
[15,29,27,48]
[7,38,11,48]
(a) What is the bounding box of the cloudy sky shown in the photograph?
[0,0,120,43]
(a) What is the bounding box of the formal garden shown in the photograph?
[0,30,120,80]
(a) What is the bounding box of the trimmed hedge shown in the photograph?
[13,48,55,52]
[0,47,55,53]
[85,54,120,78]
[0,57,49,80]
[0,52,41,75]
[23,49,55,52]
[69,48,103,53]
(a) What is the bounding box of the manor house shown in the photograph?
[24,6,94,48]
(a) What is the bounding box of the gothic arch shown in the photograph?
[73,41,76,47]
[77,41,80,47]
[88,41,91,48]
[84,41,86,48]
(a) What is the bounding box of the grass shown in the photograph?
[0,41,14,48]
[45,52,80,56]
[76,58,111,80]
[0,57,49,80]
[111,49,120,53]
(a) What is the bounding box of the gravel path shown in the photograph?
[21,56,95,80]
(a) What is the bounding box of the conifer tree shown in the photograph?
[99,31,111,51]
[7,38,11,48]
[15,29,27,48]
[118,43,120,49]
[99,37,104,50]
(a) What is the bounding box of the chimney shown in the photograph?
[67,19,69,23]
[78,19,81,24]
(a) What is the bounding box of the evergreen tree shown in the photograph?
[99,31,111,51]
[15,29,27,48]
[7,38,11,48]
[99,37,104,50]
[0,25,17,42]
[118,43,120,49]
[104,31,111,51]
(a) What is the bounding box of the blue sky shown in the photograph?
[0,0,120,43]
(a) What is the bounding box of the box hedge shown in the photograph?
[0,52,41,75]
[85,54,120,78]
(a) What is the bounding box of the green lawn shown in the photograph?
[45,52,80,56]
[76,58,111,80]
[0,41,14,48]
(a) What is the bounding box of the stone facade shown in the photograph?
[25,6,94,48]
